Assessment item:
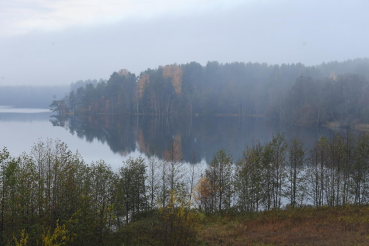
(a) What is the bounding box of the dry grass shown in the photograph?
[197,206,369,246]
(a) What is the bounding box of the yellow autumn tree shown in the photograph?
[157,191,201,246]
[138,74,150,98]
[163,64,183,95]
[11,229,28,246]
[39,220,76,246]
[195,175,212,212]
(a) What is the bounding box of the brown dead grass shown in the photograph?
[197,206,369,246]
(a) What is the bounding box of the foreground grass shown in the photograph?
[197,205,369,246]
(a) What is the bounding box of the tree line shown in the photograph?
[269,73,369,126]
[51,58,369,126]
[2,130,369,245]
[198,131,369,213]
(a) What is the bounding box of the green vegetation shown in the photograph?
[3,130,369,245]
[53,59,369,127]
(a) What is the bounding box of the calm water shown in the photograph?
[0,107,339,169]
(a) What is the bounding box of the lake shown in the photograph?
[0,107,339,169]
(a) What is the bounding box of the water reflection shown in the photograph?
[0,106,52,122]
[0,112,52,122]
[51,115,337,164]
[0,107,50,114]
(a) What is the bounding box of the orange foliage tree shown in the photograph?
[138,74,150,98]
[163,64,183,95]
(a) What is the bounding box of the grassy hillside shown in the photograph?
[197,206,369,246]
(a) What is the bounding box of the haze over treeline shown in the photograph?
[53,58,369,126]
[0,85,69,108]
[2,0,369,87]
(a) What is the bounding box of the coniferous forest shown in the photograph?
[52,58,369,127]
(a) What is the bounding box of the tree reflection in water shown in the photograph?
[50,114,336,164]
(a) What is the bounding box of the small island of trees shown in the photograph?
[51,58,369,128]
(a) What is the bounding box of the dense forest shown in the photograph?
[2,131,369,245]
[0,86,69,108]
[52,58,369,127]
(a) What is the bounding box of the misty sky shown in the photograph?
[0,0,368,86]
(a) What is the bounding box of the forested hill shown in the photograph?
[55,58,369,126]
